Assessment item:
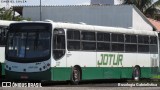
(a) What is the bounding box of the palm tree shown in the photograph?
[0,7,5,19]
[2,9,13,20]
[0,7,31,21]
[123,0,160,18]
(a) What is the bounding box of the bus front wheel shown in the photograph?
[133,66,141,81]
[71,67,81,85]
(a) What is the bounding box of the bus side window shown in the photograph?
[125,35,137,52]
[150,36,158,53]
[138,35,149,53]
[67,29,80,50]
[53,29,65,60]
[150,36,157,44]
[81,31,96,50]
[111,33,124,52]
[97,32,110,51]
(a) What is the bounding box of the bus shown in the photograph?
[0,20,17,78]
[5,20,159,84]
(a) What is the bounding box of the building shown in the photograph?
[91,0,124,5]
[19,5,155,31]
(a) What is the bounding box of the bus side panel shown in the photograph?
[137,54,153,78]
[51,67,72,81]
[120,53,137,79]
[103,67,121,79]
[96,52,123,79]
[81,67,133,79]
[67,51,97,80]
[5,69,52,81]
[150,54,159,78]
[82,67,103,80]
[121,67,133,78]
[141,67,152,78]
[96,53,136,79]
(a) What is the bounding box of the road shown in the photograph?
[1,87,160,90]
[1,80,160,90]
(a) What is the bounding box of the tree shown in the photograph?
[0,7,5,19]
[0,7,31,21]
[123,0,160,18]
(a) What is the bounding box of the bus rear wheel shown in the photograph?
[71,67,81,85]
[133,66,140,81]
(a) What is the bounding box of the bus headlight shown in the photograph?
[39,68,42,71]
[43,66,46,69]
[9,67,11,70]
[6,65,8,68]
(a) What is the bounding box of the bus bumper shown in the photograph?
[5,69,51,81]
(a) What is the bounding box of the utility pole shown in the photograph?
[6,0,10,9]
[40,0,42,21]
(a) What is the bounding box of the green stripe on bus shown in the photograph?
[141,67,152,78]
[5,69,51,80]
[51,67,152,81]
[150,67,160,79]
[81,67,132,79]
[6,67,153,81]
[1,63,5,75]
[51,67,72,81]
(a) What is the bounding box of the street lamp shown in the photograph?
[40,0,42,21]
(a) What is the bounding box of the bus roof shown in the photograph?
[0,20,17,27]
[53,22,158,36]
[9,20,158,36]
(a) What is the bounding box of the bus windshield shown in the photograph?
[6,31,51,60]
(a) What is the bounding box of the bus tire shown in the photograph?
[71,66,81,85]
[132,66,141,81]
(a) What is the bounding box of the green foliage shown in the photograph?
[123,0,160,18]
[0,7,31,21]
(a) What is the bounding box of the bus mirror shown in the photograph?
[158,33,160,37]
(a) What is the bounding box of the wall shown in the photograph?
[132,7,153,31]
[22,5,153,31]
[23,5,132,29]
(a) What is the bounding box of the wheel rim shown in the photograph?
[73,68,80,82]
[136,69,139,76]
[134,68,140,81]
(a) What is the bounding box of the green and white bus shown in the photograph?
[0,20,16,79]
[5,20,159,84]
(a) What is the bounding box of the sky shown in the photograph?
[0,0,90,8]
[0,0,158,8]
